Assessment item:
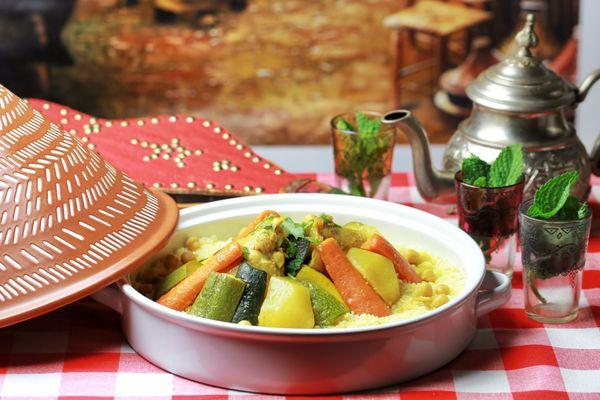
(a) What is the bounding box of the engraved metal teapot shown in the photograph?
[383,14,600,204]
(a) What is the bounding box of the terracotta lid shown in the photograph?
[0,84,179,328]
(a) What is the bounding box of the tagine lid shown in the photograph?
[0,84,179,328]
[467,13,577,112]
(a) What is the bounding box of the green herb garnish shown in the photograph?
[524,171,588,304]
[242,246,250,259]
[320,213,340,228]
[461,145,523,188]
[526,171,585,220]
[278,216,312,277]
[335,112,392,197]
[488,145,523,187]
[336,118,355,132]
[462,156,490,185]
[283,236,310,277]
[280,217,304,239]
[301,219,314,231]
[472,176,487,187]
[329,188,348,195]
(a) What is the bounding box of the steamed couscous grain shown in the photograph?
[332,248,465,328]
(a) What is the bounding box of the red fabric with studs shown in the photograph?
[28,100,296,197]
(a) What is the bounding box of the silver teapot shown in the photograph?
[383,14,600,204]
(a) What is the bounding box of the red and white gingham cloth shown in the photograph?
[1,172,600,399]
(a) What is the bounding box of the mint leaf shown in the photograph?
[336,118,355,131]
[320,213,340,227]
[488,144,523,187]
[356,112,381,135]
[555,196,589,221]
[461,156,490,185]
[285,237,310,277]
[280,217,304,239]
[329,188,349,195]
[578,203,589,219]
[527,171,579,219]
[284,239,297,258]
[473,176,487,187]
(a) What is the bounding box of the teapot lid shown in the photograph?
[466,13,577,112]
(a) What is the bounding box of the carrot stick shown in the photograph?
[235,210,280,240]
[157,242,243,311]
[361,234,422,283]
[317,238,390,317]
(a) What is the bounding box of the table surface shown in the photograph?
[2,172,600,399]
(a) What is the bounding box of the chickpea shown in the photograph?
[133,282,155,299]
[418,261,434,270]
[431,294,449,308]
[180,251,196,264]
[143,259,169,281]
[164,254,181,271]
[421,269,436,282]
[185,236,201,251]
[436,284,450,295]
[406,249,420,265]
[414,282,433,297]
[139,265,157,282]
[237,320,252,326]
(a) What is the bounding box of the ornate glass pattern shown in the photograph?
[519,200,592,323]
[455,172,524,277]
[331,112,395,200]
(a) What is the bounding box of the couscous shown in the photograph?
[134,211,465,329]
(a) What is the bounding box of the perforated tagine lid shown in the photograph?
[466,13,577,112]
[0,85,178,328]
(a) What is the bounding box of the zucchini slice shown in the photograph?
[231,262,268,325]
[302,281,349,326]
[188,272,246,322]
[155,260,202,298]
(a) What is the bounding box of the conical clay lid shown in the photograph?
[0,85,178,327]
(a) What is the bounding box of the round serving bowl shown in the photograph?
[92,193,510,395]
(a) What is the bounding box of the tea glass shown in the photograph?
[455,172,524,277]
[519,200,591,323]
[331,112,395,200]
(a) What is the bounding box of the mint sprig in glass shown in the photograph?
[331,112,395,199]
[519,171,591,323]
[455,145,524,277]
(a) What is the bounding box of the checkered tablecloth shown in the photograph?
[2,172,600,399]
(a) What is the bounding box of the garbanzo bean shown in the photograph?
[436,284,450,295]
[180,250,196,264]
[418,261,434,270]
[164,254,180,270]
[185,236,201,251]
[431,294,449,308]
[421,269,436,282]
[406,249,420,265]
[414,282,433,297]
[237,320,252,326]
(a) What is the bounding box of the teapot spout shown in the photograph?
[382,110,455,204]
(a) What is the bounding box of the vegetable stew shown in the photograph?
[134,213,465,329]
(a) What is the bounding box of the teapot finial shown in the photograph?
[515,13,538,59]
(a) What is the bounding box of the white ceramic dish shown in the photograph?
[92,193,510,394]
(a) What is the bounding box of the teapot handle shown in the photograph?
[591,136,600,176]
[576,69,600,103]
